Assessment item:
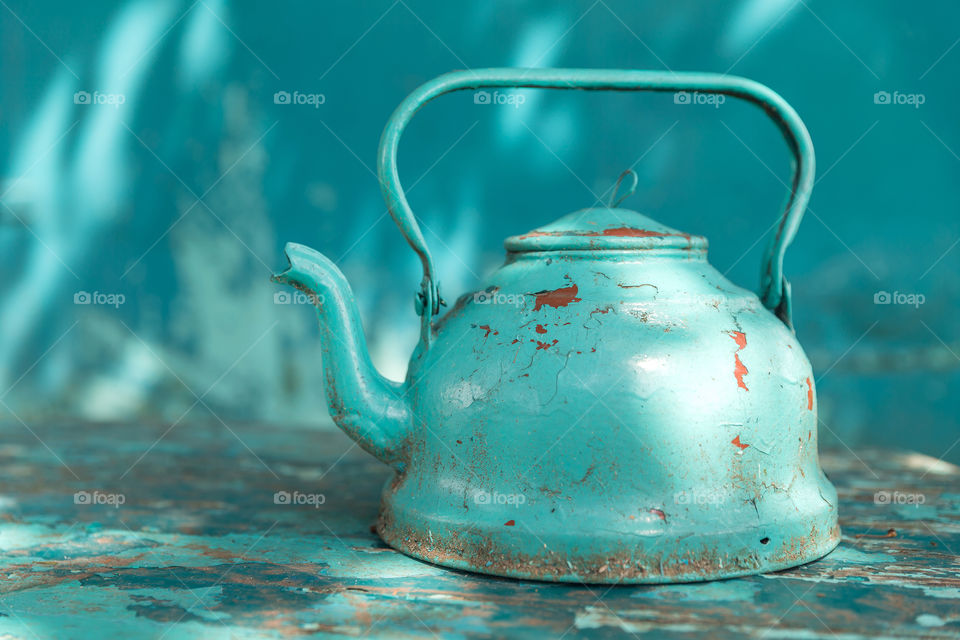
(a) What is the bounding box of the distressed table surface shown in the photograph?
[0,421,958,639]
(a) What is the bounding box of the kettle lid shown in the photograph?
[505,207,706,252]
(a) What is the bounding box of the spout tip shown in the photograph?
[272,242,311,285]
[271,242,344,302]
[271,245,293,285]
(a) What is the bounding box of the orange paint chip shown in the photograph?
[533,284,582,310]
[732,435,749,450]
[728,331,747,350]
[733,354,749,390]
[728,331,749,390]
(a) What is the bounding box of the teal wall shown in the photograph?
[1,1,958,461]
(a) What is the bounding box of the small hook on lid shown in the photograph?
[608,169,638,208]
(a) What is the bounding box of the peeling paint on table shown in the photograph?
[0,422,957,638]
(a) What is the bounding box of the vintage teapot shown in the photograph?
[273,69,839,583]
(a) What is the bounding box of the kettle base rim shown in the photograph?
[376,505,840,585]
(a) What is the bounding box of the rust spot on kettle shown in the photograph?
[534,339,559,350]
[578,464,596,484]
[600,226,671,238]
[806,377,814,410]
[378,507,836,584]
[732,435,749,450]
[532,284,582,310]
[477,324,496,338]
[504,520,515,527]
[535,324,547,334]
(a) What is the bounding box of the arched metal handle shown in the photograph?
[377,68,815,335]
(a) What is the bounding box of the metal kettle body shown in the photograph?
[274,69,840,583]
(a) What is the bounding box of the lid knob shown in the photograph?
[607,169,638,209]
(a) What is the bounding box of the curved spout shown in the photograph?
[272,243,411,468]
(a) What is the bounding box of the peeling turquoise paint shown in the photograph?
[629,580,759,602]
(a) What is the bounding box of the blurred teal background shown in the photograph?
[1,1,957,462]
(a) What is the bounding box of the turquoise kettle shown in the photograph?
[273,69,840,583]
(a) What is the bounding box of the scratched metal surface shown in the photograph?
[1,421,958,639]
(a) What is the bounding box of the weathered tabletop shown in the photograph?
[1,421,957,639]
